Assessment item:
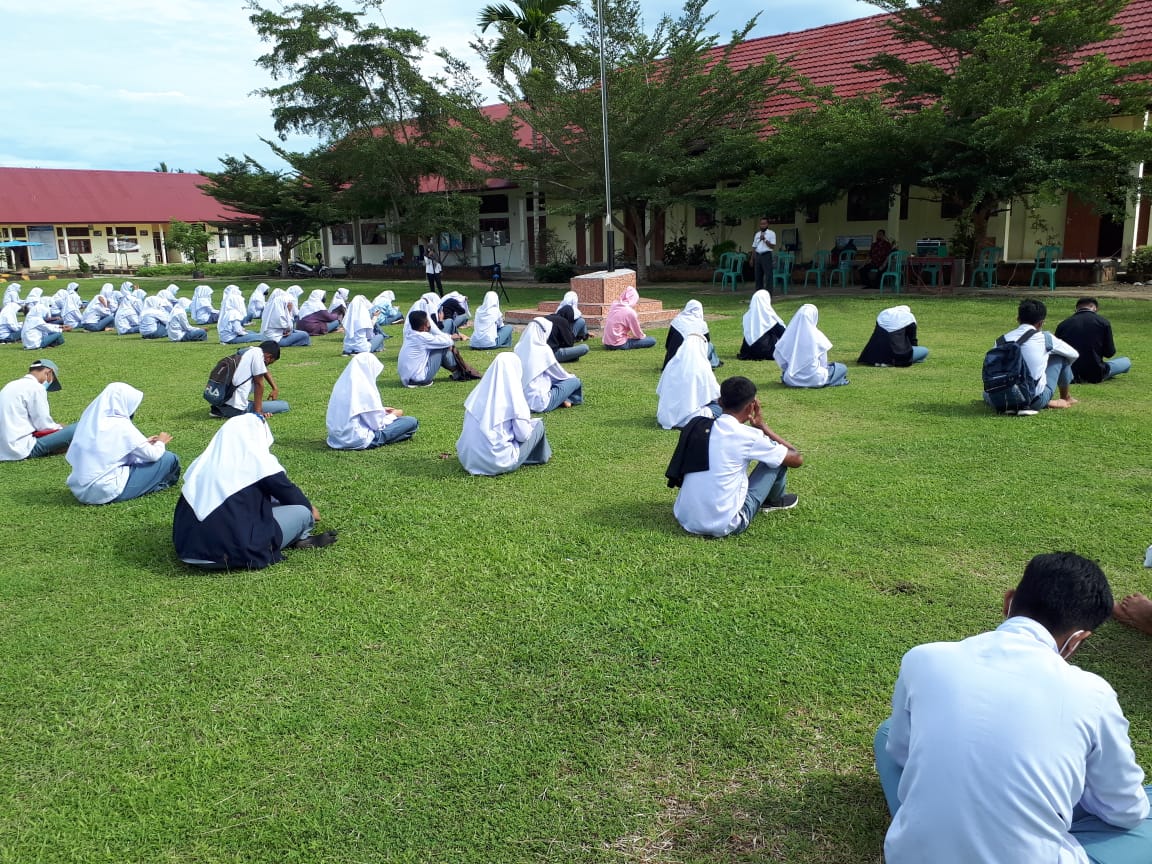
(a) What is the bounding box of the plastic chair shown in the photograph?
[771,252,795,295]
[971,246,1002,288]
[802,250,831,288]
[918,243,946,287]
[711,252,735,287]
[723,253,748,291]
[1028,245,1061,291]
[879,250,909,294]
[828,250,856,288]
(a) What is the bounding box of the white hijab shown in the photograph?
[471,291,503,345]
[260,292,296,338]
[22,301,50,334]
[372,290,396,309]
[23,286,43,305]
[326,353,390,439]
[168,304,192,340]
[299,289,327,318]
[457,353,532,469]
[287,284,304,301]
[743,290,784,344]
[774,304,832,387]
[65,383,148,496]
[191,285,216,316]
[558,290,582,320]
[342,294,373,352]
[877,305,916,333]
[3,283,19,305]
[248,284,268,316]
[671,299,708,339]
[514,317,572,388]
[180,415,285,521]
[440,291,469,314]
[403,294,444,337]
[141,295,171,325]
[0,300,20,331]
[657,334,720,430]
[221,285,246,316]
[328,287,349,313]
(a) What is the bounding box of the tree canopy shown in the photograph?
[725,0,1152,255]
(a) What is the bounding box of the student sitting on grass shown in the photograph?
[545,305,590,364]
[58,290,83,330]
[218,293,262,345]
[298,289,328,318]
[398,310,477,388]
[66,383,181,505]
[326,354,418,450]
[558,291,589,341]
[21,301,67,350]
[737,290,786,361]
[173,414,337,571]
[774,304,848,388]
[657,334,721,430]
[514,318,584,413]
[247,284,268,321]
[113,291,142,335]
[191,285,219,325]
[79,290,116,332]
[857,305,929,367]
[1055,297,1132,383]
[470,290,514,350]
[0,359,75,460]
[328,287,350,316]
[875,552,1152,864]
[602,286,656,350]
[664,299,721,369]
[167,299,207,342]
[438,291,471,334]
[371,290,403,328]
[342,295,383,354]
[260,291,311,347]
[0,300,21,343]
[139,296,171,339]
[456,353,552,476]
[986,298,1079,413]
[668,376,803,537]
[209,341,289,419]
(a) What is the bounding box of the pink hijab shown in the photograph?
[613,286,639,308]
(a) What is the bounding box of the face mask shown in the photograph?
[1058,630,1086,659]
[42,379,51,391]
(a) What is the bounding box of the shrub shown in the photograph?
[1126,245,1152,278]
[77,254,91,275]
[534,261,578,283]
[710,240,737,266]
[137,262,272,278]
[663,235,689,266]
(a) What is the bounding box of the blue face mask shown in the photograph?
[42,379,51,391]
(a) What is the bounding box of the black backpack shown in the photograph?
[981,327,1047,413]
[203,352,248,407]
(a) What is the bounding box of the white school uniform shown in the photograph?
[0,301,21,340]
[260,294,297,342]
[513,318,573,412]
[247,284,268,319]
[325,353,398,449]
[191,286,218,324]
[1001,324,1079,394]
[470,291,504,349]
[774,304,833,388]
[167,304,195,341]
[397,328,454,385]
[743,290,784,345]
[0,374,63,461]
[21,303,61,350]
[656,334,719,430]
[456,353,545,475]
[342,295,375,354]
[139,297,171,336]
[225,347,269,413]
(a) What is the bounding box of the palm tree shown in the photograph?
[478,0,575,267]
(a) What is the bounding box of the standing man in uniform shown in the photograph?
[751,217,776,293]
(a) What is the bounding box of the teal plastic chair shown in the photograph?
[771,252,795,294]
[971,246,1002,288]
[803,250,831,288]
[828,250,856,288]
[1028,245,1061,291]
[711,252,735,287]
[879,250,909,294]
[919,243,946,287]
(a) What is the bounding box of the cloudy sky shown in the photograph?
[1,0,874,174]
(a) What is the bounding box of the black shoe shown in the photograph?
[289,530,339,550]
[449,369,466,381]
[761,494,799,512]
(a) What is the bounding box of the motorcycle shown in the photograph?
[269,259,332,278]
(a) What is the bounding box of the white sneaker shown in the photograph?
[1016,409,1039,416]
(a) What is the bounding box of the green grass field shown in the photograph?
[2,279,1151,863]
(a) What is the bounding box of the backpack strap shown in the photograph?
[1015,327,1039,346]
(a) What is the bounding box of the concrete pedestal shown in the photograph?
[505,269,677,328]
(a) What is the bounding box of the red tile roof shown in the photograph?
[0,168,245,224]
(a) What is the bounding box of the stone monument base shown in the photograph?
[504,269,677,328]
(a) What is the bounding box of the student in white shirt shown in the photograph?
[0,300,21,342]
[209,341,289,418]
[65,383,181,504]
[139,296,171,339]
[670,376,803,537]
[456,353,551,476]
[260,292,311,347]
[397,309,461,388]
[113,291,142,335]
[470,291,513,349]
[79,290,115,332]
[751,216,776,293]
[876,552,1152,864]
[656,334,721,430]
[513,318,583,412]
[774,304,849,388]
[341,295,384,355]
[325,353,418,449]
[218,291,262,345]
[0,359,76,460]
[190,285,219,324]
[168,299,208,342]
[21,301,67,350]
[988,298,1079,412]
[247,284,268,322]
[423,244,443,295]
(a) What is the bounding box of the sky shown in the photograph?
[1,0,874,175]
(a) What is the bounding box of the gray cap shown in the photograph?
[28,358,61,391]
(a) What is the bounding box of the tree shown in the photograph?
[165,220,211,271]
[475,0,802,281]
[200,154,342,276]
[728,0,1152,257]
[245,0,487,261]
[477,0,576,266]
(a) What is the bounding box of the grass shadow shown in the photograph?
[587,498,679,531]
[912,399,996,417]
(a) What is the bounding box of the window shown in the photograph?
[68,239,93,254]
[12,227,27,238]
[694,207,716,228]
[526,194,546,212]
[360,223,387,245]
[217,232,246,247]
[115,226,138,237]
[257,234,277,247]
[65,227,89,237]
[847,186,891,222]
[805,204,820,224]
[479,194,509,214]
[330,224,354,245]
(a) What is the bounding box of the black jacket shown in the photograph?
[1054,309,1115,383]
[857,323,918,367]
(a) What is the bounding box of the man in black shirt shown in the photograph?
[1054,297,1132,383]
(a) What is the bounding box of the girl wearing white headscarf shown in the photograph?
[342,294,384,354]
[247,284,268,321]
[470,290,513,349]
[173,414,336,570]
[287,284,304,311]
[218,291,262,345]
[260,292,312,346]
[371,290,403,327]
[773,304,848,388]
[3,283,20,306]
[513,318,583,412]
[59,290,83,329]
[856,305,928,367]
[190,285,219,324]
[113,291,142,335]
[557,291,588,340]
[326,353,418,449]
[663,299,721,369]
[456,353,551,476]
[21,286,43,312]
[438,291,470,334]
[80,291,115,331]
[544,305,589,363]
[0,300,21,342]
[139,296,172,339]
[168,299,208,342]
[21,302,65,350]
[328,287,349,315]
[602,286,655,349]
[65,383,180,505]
[299,289,327,318]
[657,334,722,430]
[738,290,786,361]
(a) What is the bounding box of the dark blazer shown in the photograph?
[1054,309,1116,383]
[737,323,786,361]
